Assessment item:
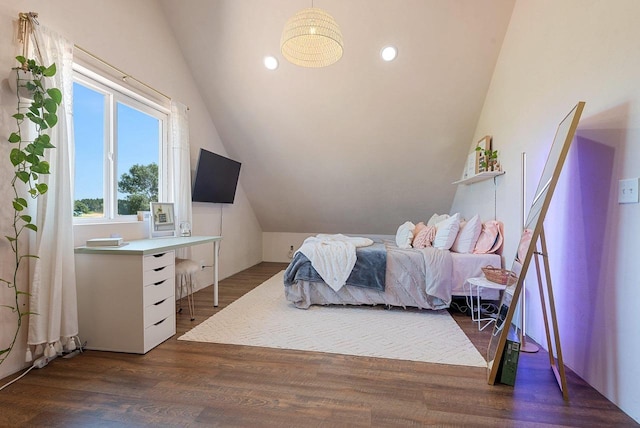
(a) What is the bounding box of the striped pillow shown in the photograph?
[412,225,436,249]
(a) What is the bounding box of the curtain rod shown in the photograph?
[74,44,188,110]
[18,13,188,110]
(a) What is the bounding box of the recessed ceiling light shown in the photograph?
[381,46,398,62]
[264,56,279,70]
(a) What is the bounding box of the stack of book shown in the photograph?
[86,237,125,247]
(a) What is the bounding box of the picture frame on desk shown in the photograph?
[150,202,176,238]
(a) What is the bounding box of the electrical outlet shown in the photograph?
[618,178,639,204]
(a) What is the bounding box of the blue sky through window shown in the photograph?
[73,82,103,200]
[116,102,159,200]
[73,82,159,202]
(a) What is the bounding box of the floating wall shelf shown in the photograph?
[453,170,505,185]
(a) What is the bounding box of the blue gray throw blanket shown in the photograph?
[284,242,387,291]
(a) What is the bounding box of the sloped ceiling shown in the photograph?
[159,0,515,234]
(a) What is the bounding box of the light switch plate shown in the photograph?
[618,178,639,204]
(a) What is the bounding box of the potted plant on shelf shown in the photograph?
[0,56,61,367]
[476,145,500,172]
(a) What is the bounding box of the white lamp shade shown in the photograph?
[281,7,343,68]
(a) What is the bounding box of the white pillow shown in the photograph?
[427,213,450,227]
[451,214,482,253]
[433,213,461,250]
[395,221,416,249]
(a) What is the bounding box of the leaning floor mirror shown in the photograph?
[487,102,585,399]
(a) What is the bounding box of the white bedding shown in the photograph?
[297,234,374,291]
[285,240,502,309]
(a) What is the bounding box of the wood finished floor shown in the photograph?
[0,262,636,427]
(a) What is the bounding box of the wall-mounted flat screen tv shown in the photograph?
[192,149,241,204]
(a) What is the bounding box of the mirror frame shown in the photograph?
[487,101,585,384]
[150,202,176,238]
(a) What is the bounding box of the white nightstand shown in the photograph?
[464,276,507,331]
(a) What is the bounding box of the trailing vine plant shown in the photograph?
[0,56,61,366]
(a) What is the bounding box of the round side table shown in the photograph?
[464,276,507,331]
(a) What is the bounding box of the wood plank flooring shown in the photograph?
[0,262,636,427]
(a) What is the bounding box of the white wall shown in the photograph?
[452,0,640,422]
[263,232,312,263]
[0,0,262,380]
[159,0,516,237]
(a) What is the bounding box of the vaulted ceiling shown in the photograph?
[159,0,515,234]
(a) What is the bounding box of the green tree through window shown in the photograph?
[117,163,158,214]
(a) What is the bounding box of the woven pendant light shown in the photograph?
[281,7,343,68]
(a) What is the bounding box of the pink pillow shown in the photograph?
[517,228,533,261]
[474,220,504,254]
[412,225,436,249]
[411,222,426,247]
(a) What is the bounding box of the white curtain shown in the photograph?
[170,101,192,258]
[27,25,78,359]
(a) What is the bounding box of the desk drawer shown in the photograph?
[144,263,175,286]
[144,295,174,328]
[144,313,175,352]
[143,251,175,272]
[144,276,174,307]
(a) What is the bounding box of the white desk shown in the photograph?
[75,236,222,306]
[75,236,221,353]
[464,276,507,331]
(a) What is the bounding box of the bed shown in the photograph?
[284,237,501,310]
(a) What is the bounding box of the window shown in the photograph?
[72,64,168,222]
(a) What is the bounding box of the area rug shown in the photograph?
[179,271,487,367]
